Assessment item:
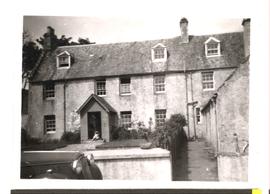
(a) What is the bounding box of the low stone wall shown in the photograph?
[84,148,172,180]
[217,154,248,181]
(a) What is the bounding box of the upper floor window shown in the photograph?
[202,71,214,90]
[155,109,166,127]
[204,37,221,57]
[120,77,131,95]
[154,75,165,93]
[96,79,106,96]
[43,82,55,99]
[56,51,71,68]
[44,115,56,134]
[120,111,132,129]
[151,43,167,62]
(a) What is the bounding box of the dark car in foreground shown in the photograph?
[21,151,102,179]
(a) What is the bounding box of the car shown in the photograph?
[21,151,102,179]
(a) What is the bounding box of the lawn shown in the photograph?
[21,141,68,151]
[96,139,147,149]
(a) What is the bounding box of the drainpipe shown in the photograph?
[63,81,67,133]
[190,73,197,139]
[184,64,190,139]
[213,93,219,153]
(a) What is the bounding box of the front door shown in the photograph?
[87,112,102,139]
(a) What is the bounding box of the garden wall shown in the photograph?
[217,154,248,181]
[85,148,172,180]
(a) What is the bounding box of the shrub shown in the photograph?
[110,126,131,140]
[150,113,187,149]
[117,127,131,140]
[21,128,41,146]
[137,127,150,140]
[130,129,138,139]
[61,131,80,144]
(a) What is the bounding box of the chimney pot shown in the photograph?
[180,17,189,43]
[242,18,250,57]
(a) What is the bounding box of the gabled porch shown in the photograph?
[77,94,117,142]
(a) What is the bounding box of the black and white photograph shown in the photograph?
[21,16,249,181]
[1,0,270,194]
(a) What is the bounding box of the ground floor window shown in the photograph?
[120,111,132,128]
[196,107,201,124]
[155,109,166,127]
[44,115,56,134]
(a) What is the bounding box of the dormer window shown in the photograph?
[56,51,71,68]
[204,37,221,57]
[151,43,167,62]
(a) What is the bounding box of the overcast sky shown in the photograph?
[23,16,243,44]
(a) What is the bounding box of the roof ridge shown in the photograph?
[57,31,243,49]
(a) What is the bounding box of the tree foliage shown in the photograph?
[22,31,42,72]
[22,27,94,73]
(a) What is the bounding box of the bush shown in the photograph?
[21,128,41,146]
[61,131,80,144]
[117,127,131,140]
[150,113,187,149]
[130,129,138,139]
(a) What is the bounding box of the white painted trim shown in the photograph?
[56,50,71,57]
[202,71,215,91]
[204,37,220,44]
[204,37,221,58]
[56,51,71,69]
[151,43,167,62]
[46,131,56,134]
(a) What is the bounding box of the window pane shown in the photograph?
[121,111,132,128]
[196,108,201,123]
[120,78,131,94]
[154,75,165,92]
[58,56,69,67]
[202,72,214,90]
[44,115,56,133]
[154,48,165,59]
[96,80,106,95]
[155,109,166,127]
[44,83,55,98]
[120,83,130,94]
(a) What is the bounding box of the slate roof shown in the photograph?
[77,94,117,113]
[31,32,244,82]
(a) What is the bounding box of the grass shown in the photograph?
[96,139,147,149]
[21,141,67,151]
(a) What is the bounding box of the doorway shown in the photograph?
[87,112,102,139]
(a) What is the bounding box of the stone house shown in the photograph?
[27,18,248,143]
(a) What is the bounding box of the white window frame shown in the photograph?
[202,71,215,91]
[155,109,166,127]
[154,75,165,93]
[204,37,221,58]
[43,82,55,99]
[151,43,167,62]
[96,79,106,96]
[44,115,56,134]
[120,77,131,95]
[56,51,71,69]
[120,111,132,129]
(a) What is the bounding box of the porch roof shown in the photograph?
[76,94,117,114]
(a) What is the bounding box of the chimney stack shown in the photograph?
[43,26,57,51]
[180,18,189,43]
[242,18,250,57]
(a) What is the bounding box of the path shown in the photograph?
[173,139,218,181]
